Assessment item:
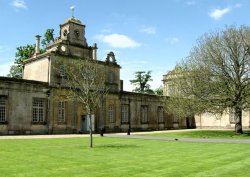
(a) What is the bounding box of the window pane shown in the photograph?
[158,106,164,123]
[108,104,115,123]
[0,97,6,122]
[33,98,45,122]
[58,101,65,123]
[141,106,148,123]
[121,104,129,123]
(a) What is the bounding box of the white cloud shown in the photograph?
[209,7,231,20]
[95,33,141,48]
[209,4,242,20]
[186,1,196,6]
[165,37,180,44]
[140,27,156,34]
[12,0,27,9]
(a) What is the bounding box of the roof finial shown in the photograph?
[70,5,75,18]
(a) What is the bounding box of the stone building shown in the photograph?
[0,17,186,135]
[163,71,250,129]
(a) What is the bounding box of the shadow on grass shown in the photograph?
[96,144,140,149]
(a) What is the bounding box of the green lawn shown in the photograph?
[1,137,250,177]
[144,130,250,139]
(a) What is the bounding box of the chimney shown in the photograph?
[92,43,97,60]
[35,35,41,55]
[120,80,123,92]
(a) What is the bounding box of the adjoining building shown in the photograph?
[0,17,194,135]
[163,71,250,130]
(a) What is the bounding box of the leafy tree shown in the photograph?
[7,65,23,78]
[165,26,250,134]
[7,44,35,78]
[155,86,163,95]
[58,59,108,148]
[41,28,54,48]
[8,29,54,78]
[130,71,154,94]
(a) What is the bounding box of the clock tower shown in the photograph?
[60,17,88,47]
[45,16,95,58]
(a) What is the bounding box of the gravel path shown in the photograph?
[104,134,250,144]
[1,129,250,144]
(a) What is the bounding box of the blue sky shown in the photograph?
[0,0,249,91]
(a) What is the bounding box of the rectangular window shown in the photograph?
[108,104,115,123]
[121,104,129,123]
[141,105,148,124]
[0,96,7,122]
[158,106,164,123]
[173,116,179,123]
[33,98,45,122]
[58,101,65,123]
[229,108,235,123]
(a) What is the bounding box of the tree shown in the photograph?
[155,86,163,95]
[8,44,35,78]
[8,29,54,78]
[165,26,250,134]
[59,59,108,148]
[7,65,23,78]
[130,71,154,94]
[41,28,54,48]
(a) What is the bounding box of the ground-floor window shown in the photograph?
[229,108,235,123]
[121,104,129,123]
[58,101,65,123]
[108,104,115,123]
[0,96,7,122]
[158,106,164,123]
[173,116,179,123]
[141,105,148,123]
[33,98,46,122]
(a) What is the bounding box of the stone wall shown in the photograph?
[0,77,49,135]
[23,56,50,82]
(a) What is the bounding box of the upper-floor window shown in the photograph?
[0,96,7,122]
[141,105,148,124]
[58,101,65,123]
[121,104,129,123]
[59,64,65,77]
[108,72,114,83]
[158,106,164,123]
[108,104,115,123]
[168,84,175,96]
[33,98,46,123]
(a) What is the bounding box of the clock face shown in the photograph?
[74,29,80,38]
[61,45,66,52]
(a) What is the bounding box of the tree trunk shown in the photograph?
[87,106,93,148]
[234,106,243,134]
[89,113,93,148]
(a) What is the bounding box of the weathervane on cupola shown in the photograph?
[70,5,75,18]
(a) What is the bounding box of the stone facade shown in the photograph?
[1,17,186,135]
[0,77,49,135]
[163,71,250,129]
